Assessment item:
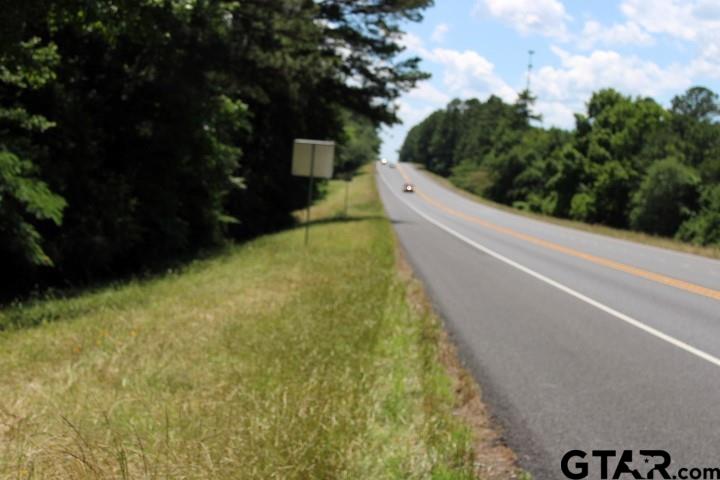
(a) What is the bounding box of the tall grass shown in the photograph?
[0,168,476,479]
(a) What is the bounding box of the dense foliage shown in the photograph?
[1,0,431,297]
[400,87,720,245]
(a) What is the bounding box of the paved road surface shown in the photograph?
[377,162,720,480]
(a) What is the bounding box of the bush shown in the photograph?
[629,157,700,236]
[569,192,596,222]
[677,185,720,246]
[450,161,492,196]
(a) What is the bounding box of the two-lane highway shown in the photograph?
[377,162,720,479]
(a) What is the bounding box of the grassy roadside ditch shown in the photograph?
[0,166,522,479]
[412,164,720,261]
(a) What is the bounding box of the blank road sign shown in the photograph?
[292,139,335,179]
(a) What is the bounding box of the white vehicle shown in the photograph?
[380,158,388,165]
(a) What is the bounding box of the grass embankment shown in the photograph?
[0,167,487,479]
[413,165,720,261]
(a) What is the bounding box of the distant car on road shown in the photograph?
[389,162,396,168]
[380,158,388,165]
[402,183,415,193]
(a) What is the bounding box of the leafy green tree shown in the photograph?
[0,35,66,268]
[671,86,720,121]
[544,145,587,217]
[449,161,493,197]
[0,152,66,266]
[316,0,432,125]
[1,0,432,297]
[670,87,720,182]
[629,157,700,235]
[483,128,532,203]
[336,111,381,175]
[453,96,513,166]
[400,86,719,242]
[568,90,671,226]
[399,109,445,167]
[426,100,463,175]
[513,89,542,128]
[225,0,431,237]
[677,185,720,246]
[509,129,570,210]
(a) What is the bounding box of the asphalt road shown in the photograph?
[376,162,720,480]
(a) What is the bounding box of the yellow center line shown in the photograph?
[396,164,720,302]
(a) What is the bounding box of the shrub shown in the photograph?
[629,157,700,236]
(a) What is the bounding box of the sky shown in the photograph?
[380,0,720,162]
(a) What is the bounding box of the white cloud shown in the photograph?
[535,100,576,129]
[397,100,436,127]
[694,0,720,18]
[578,20,654,49]
[382,34,519,160]
[620,0,700,41]
[407,82,451,105]
[477,0,571,39]
[570,0,720,83]
[550,47,689,96]
[401,33,517,103]
[689,57,720,80]
[431,23,450,43]
[380,101,436,161]
[593,0,720,82]
[382,0,720,160]
[618,0,720,47]
[531,47,692,128]
[431,48,517,101]
[400,32,426,55]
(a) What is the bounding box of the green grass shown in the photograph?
[0,167,477,479]
[414,164,720,261]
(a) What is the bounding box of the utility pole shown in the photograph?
[526,49,535,93]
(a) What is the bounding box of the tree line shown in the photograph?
[1,0,430,298]
[400,87,720,246]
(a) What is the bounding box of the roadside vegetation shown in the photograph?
[415,165,720,260]
[1,0,430,299]
[0,168,496,479]
[400,87,720,250]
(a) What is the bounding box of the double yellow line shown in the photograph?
[397,164,720,302]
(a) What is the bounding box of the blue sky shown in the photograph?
[380,0,720,161]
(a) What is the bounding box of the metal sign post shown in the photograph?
[292,139,335,246]
[337,171,353,217]
[344,178,349,217]
[304,143,315,246]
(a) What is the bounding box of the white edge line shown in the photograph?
[378,167,720,369]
